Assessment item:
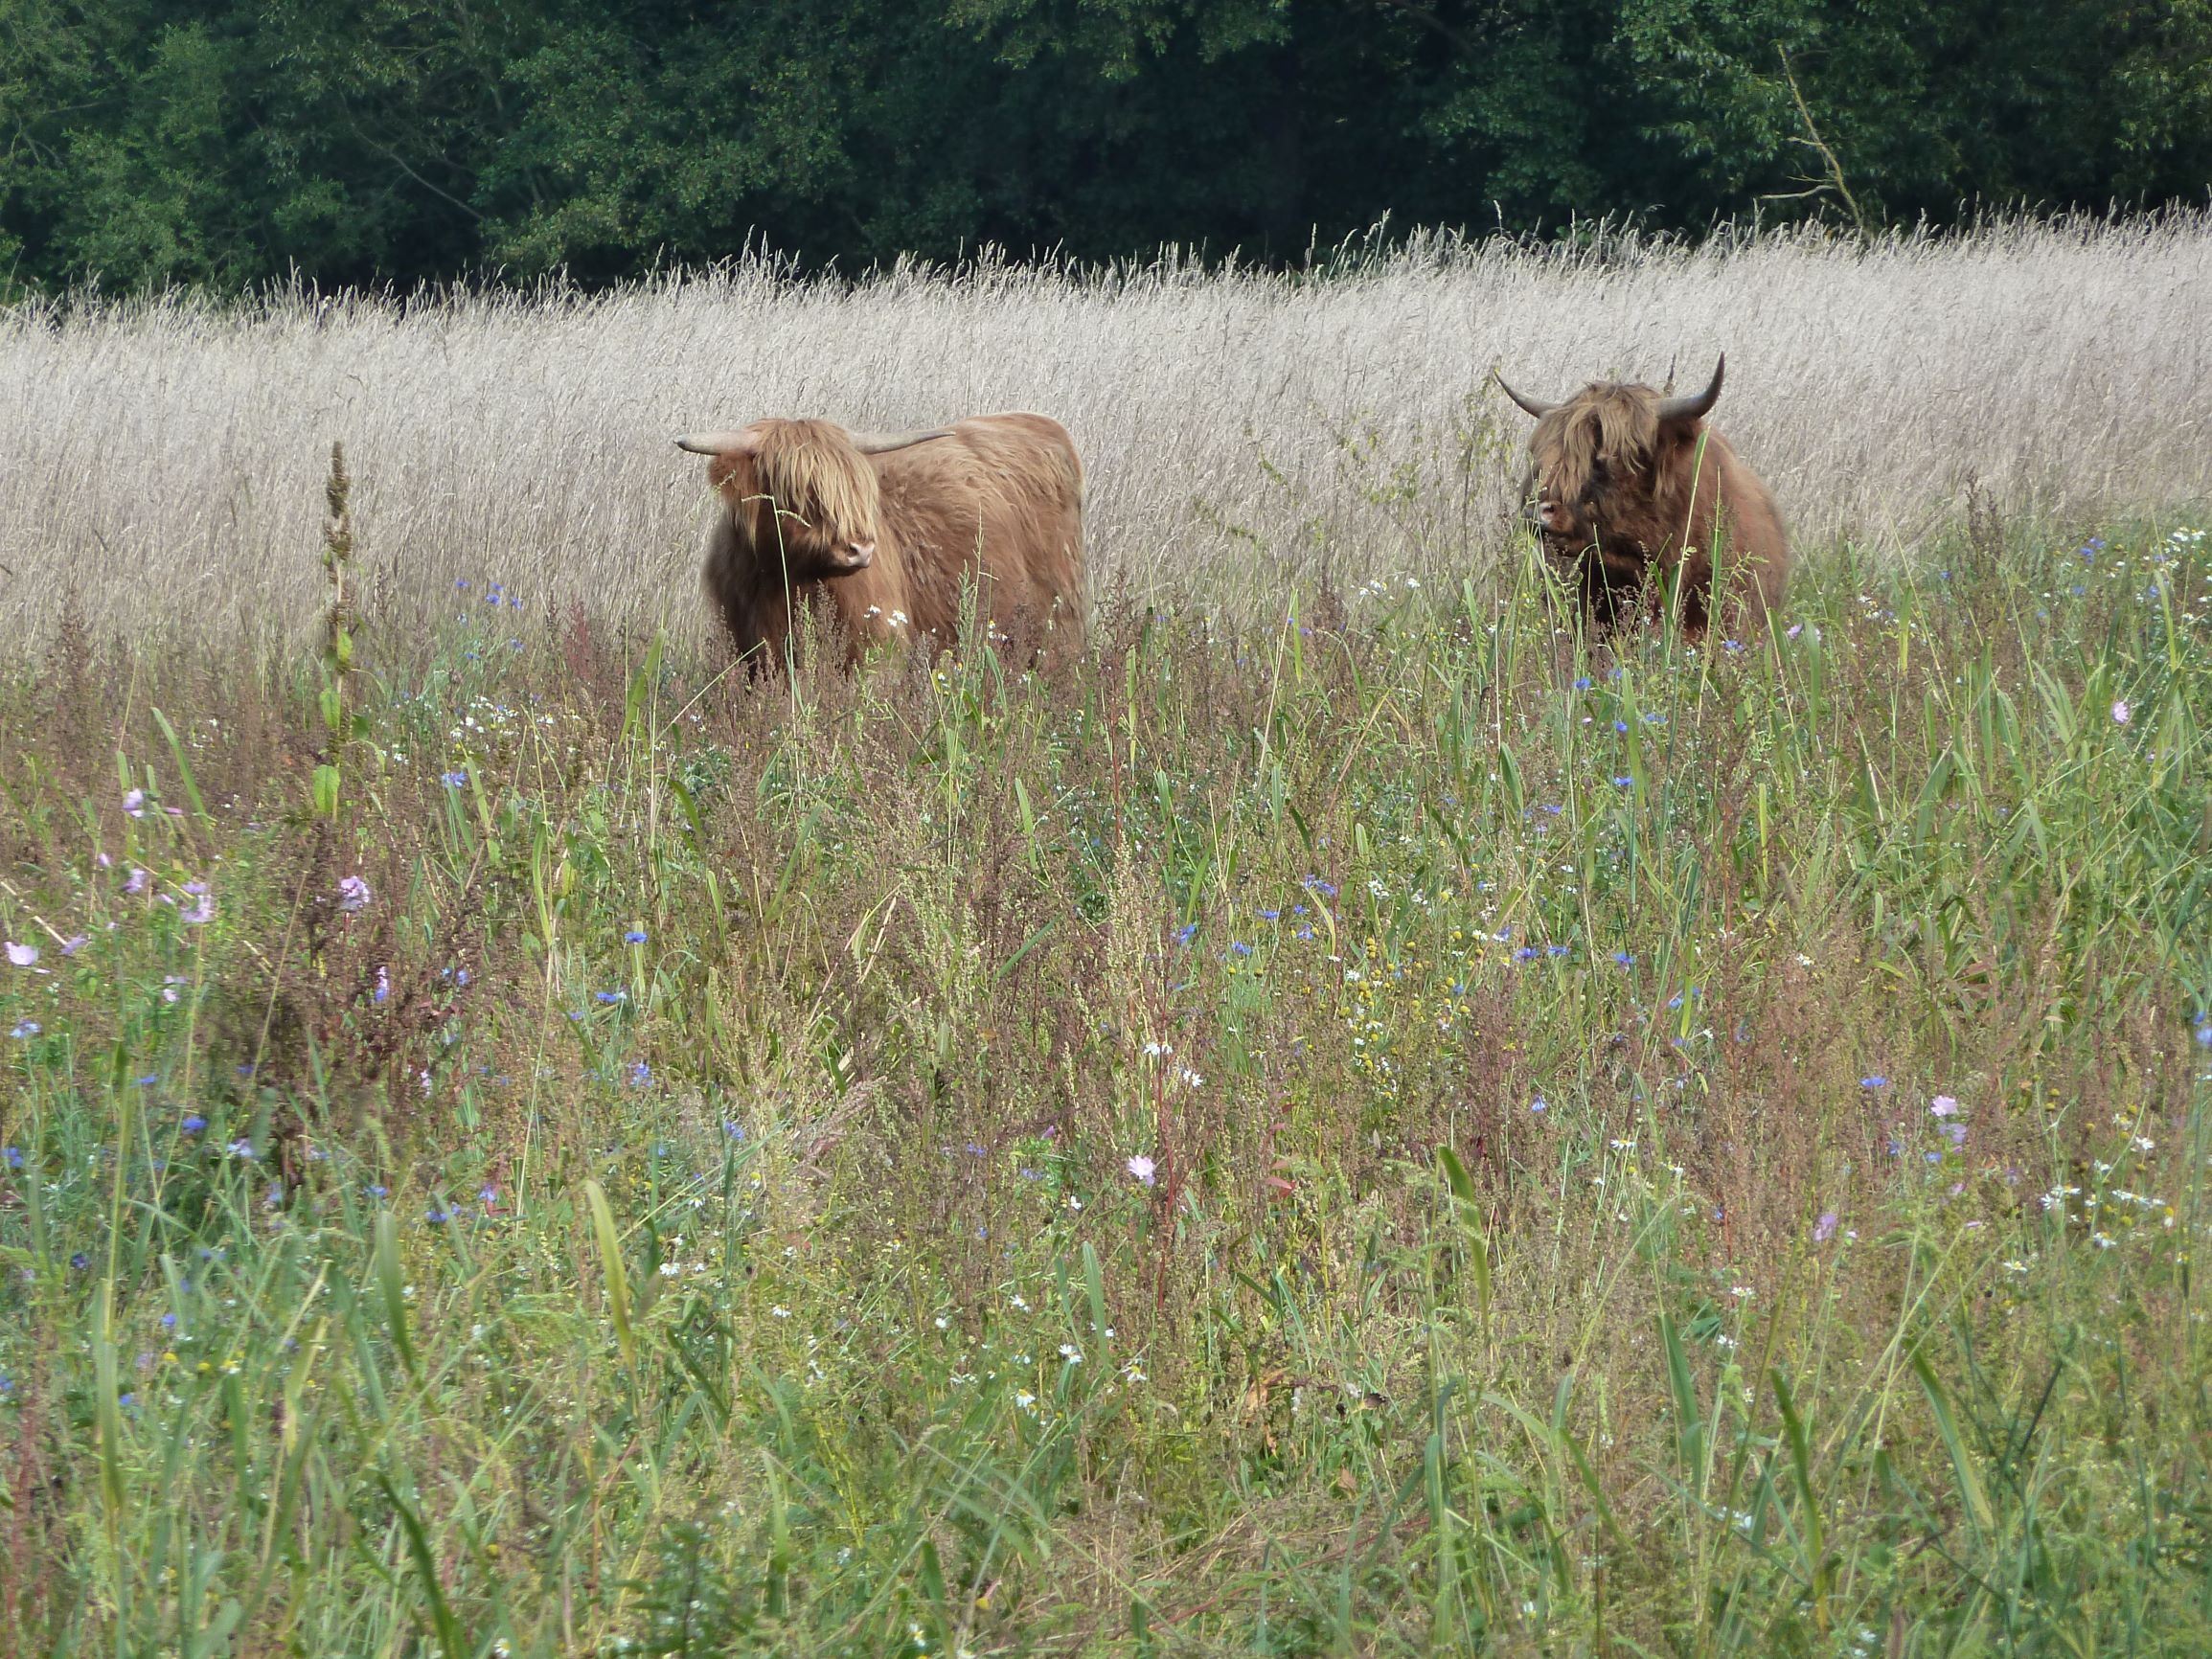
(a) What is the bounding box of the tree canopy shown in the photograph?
[3,0,2207,293]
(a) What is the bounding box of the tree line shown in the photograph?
[3,0,2208,295]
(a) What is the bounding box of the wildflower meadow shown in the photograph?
[4,271,2212,1652]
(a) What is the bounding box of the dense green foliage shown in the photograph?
[3,0,2208,293]
[3,495,2209,1650]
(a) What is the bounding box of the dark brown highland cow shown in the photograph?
[677,413,1085,670]
[1494,356,1789,640]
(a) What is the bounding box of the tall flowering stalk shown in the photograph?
[313,442,354,821]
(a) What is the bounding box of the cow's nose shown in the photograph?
[1536,500,1561,530]
[848,539,876,565]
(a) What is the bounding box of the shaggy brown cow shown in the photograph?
[677,413,1085,671]
[1494,356,1788,640]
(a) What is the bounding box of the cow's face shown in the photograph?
[1499,359,1725,566]
[1522,398,1665,577]
[711,420,883,579]
[1530,449,1614,552]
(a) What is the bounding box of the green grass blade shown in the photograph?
[374,1209,419,1382]
[378,1474,467,1659]
[583,1177,635,1368]
[1911,1347,1995,1539]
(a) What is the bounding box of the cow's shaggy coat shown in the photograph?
[1496,357,1788,640]
[683,413,1085,670]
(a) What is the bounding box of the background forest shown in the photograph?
[4,0,2211,295]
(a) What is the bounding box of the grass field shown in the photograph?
[4,224,2212,1654]
[4,465,2210,1652]
[3,216,2210,650]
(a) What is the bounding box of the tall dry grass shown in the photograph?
[3,215,2208,651]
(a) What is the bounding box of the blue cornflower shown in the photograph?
[70,1252,89,1271]
[366,1183,389,1198]
[624,929,649,943]
[723,1121,747,1140]
[10,1020,37,1039]
[160,1312,176,1329]
[180,1114,207,1133]
[441,771,467,788]
[1514,946,1540,961]
[1175,922,1197,946]
[426,1204,450,1223]
[1530,1098,1547,1113]
[1229,942,1253,957]
[1546,944,1570,957]
[2,1146,20,1169]
[455,580,470,591]
[1258,909,1280,920]
[1860,1075,1888,1089]
[2197,1021,2212,1048]
[1722,639,1744,653]
[1612,775,1633,787]
[627,1061,651,1088]
[1613,720,1629,734]
[595,989,626,1004]
[1572,676,1592,691]
[1611,952,1635,967]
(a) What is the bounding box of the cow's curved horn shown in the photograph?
[1656,355,1725,422]
[675,429,763,456]
[1492,371,1557,420]
[846,426,955,455]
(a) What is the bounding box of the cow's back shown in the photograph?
[877,413,1086,653]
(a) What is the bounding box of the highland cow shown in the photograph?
[677,413,1085,671]
[1494,356,1788,640]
